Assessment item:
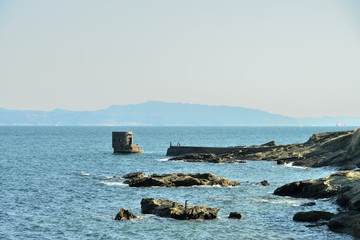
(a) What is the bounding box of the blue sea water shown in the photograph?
[0,126,356,240]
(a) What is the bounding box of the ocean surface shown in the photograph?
[0,126,356,240]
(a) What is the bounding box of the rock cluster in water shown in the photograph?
[123,172,240,187]
[114,127,360,238]
[141,198,219,220]
[274,170,360,237]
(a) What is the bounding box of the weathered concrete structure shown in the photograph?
[166,146,243,156]
[112,131,143,154]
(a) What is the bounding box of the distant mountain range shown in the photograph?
[0,101,359,126]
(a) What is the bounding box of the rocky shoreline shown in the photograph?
[115,127,360,238]
[168,127,360,169]
[274,170,360,237]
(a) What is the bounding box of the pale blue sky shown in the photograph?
[1,0,359,117]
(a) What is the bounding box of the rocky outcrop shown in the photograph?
[328,211,360,237]
[124,173,240,187]
[169,128,360,168]
[115,208,137,221]
[293,211,334,222]
[274,170,360,199]
[122,172,146,179]
[256,180,270,186]
[228,212,242,220]
[141,198,219,220]
[275,170,360,238]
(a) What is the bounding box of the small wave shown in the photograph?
[158,158,170,162]
[97,181,128,187]
[252,198,301,206]
[80,172,90,176]
[252,199,271,204]
[281,162,311,170]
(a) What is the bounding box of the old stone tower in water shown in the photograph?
[112,132,143,154]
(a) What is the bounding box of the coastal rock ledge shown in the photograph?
[274,170,360,237]
[274,170,360,199]
[141,198,219,220]
[168,127,360,168]
[124,172,240,187]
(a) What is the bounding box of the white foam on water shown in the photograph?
[98,181,128,187]
[80,172,90,176]
[158,158,170,162]
[251,199,271,204]
[282,162,311,170]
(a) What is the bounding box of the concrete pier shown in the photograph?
[166,146,244,156]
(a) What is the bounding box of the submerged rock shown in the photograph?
[293,211,334,222]
[124,172,240,187]
[115,208,137,221]
[301,202,316,207]
[256,180,270,186]
[141,198,219,220]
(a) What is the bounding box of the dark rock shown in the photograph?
[228,212,242,220]
[261,141,278,147]
[293,211,334,222]
[328,211,360,238]
[141,198,219,220]
[122,172,146,179]
[301,202,316,207]
[273,179,338,199]
[237,160,246,163]
[276,160,290,165]
[339,165,357,171]
[124,172,240,187]
[256,180,270,186]
[115,208,137,221]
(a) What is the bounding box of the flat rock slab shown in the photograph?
[293,211,334,222]
[124,172,240,187]
[141,198,219,220]
[274,170,360,199]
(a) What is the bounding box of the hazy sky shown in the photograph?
[1,0,360,117]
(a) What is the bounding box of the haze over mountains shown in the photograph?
[0,101,359,126]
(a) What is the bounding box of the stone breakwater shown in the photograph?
[274,170,360,237]
[168,127,360,168]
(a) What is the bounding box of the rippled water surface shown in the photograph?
[0,126,356,239]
